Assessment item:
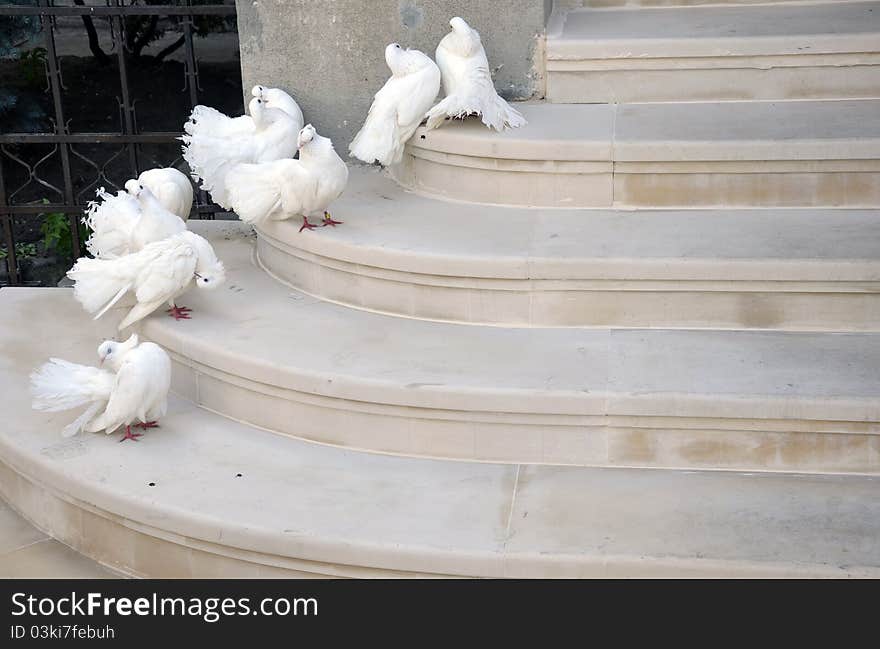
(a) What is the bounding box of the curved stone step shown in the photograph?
[258,166,880,330]
[17,222,873,472]
[3,298,879,577]
[393,100,880,208]
[547,1,880,103]
[579,1,865,7]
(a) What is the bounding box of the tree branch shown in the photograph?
[73,0,110,65]
[154,34,185,63]
[133,16,159,58]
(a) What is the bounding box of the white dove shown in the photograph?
[30,333,171,442]
[181,95,299,209]
[425,16,526,132]
[226,124,349,232]
[68,229,225,329]
[251,84,304,129]
[83,179,186,259]
[349,43,441,167]
[137,167,193,220]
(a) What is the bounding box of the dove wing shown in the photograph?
[133,238,197,305]
[265,89,304,132]
[396,62,442,129]
[278,159,318,217]
[83,189,142,259]
[92,354,152,433]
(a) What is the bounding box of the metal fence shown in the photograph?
[0,0,238,285]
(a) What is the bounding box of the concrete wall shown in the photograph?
[235,0,550,149]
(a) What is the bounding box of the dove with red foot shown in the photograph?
[30,334,171,442]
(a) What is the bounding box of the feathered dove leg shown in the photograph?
[322,211,343,227]
[299,216,319,232]
[119,425,143,442]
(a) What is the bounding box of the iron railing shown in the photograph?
[0,0,239,285]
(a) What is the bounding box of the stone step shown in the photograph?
[393,100,880,208]
[546,1,880,103]
[578,1,868,7]
[3,299,879,577]
[259,167,880,331]
[16,222,876,473]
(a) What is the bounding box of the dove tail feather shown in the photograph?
[479,94,527,132]
[425,96,458,131]
[31,359,110,438]
[94,284,133,321]
[181,134,238,209]
[61,401,105,438]
[181,106,256,209]
[225,163,282,225]
[30,359,99,412]
[67,256,132,317]
[349,115,400,167]
[83,188,139,259]
[425,93,526,132]
[118,299,165,331]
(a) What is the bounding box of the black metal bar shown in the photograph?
[0,133,183,144]
[0,204,222,215]
[112,0,139,176]
[179,0,213,219]
[1,205,85,215]
[0,155,20,286]
[40,0,82,260]
[0,6,236,17]
[1,1,239,282]
[181,1,201,107]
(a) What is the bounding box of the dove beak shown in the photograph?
[194,272,203,280]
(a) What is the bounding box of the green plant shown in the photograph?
[39,201,91,261]
[18,46,47,86]
[0,242,37,261]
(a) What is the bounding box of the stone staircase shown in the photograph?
[1,0,879,577]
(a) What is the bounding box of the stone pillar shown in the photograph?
[235,0,550,148]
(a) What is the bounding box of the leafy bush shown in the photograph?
[0,242,37,261]
[39,201,91,261]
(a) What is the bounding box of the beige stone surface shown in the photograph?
[548,2,880,102]
[0,501,118,578]
[551,2,880,58]
[613,100,880,161]
[257,166,880,329]
[393,99,880,207]
[504,464,880,577]
[548,63,880,104]
[579,1,871,8]
[8,223,876,470]
[2,301,880,576]
[0,499,47,555]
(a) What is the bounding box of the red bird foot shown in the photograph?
[322,212,343,227]
[299,216,319,232]
[135,421,159,430]
[166,305,191,320]
[119,426,143,443]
